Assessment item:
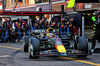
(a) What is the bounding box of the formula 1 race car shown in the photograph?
[23,27,91,59]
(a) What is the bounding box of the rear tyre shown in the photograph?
[77,37,88,57]
[23,35,31,52]
[28,37,40,59]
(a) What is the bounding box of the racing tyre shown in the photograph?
[77,37,88,57]
[28,37,40,59]
[23,35,31,52]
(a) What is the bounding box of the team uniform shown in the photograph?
[14,19,22,42]
[91,11,100,49]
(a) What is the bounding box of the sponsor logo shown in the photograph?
[35,30,46,33]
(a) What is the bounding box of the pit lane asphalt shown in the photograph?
[0,42,100,66]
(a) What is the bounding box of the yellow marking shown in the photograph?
[0,55,10,58]
[88,14,90,16]
[93,34,95,35]
[93,28,96,30]
[12,44,16,46]
[94,24,96,26]
[94,31,95,32]
[4,43,7,45]
[83,13,85,15]
[92,35,93,36]
[60,57,100,66]
[67,0,75,8]
[0,45,22,50]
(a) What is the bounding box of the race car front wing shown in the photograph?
[33,49,91,57]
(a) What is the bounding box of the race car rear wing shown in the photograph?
[31,29,59,35]
[32,29,46,34]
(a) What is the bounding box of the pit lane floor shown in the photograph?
[0,42,100,66]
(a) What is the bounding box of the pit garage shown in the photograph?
[81,9,99,38]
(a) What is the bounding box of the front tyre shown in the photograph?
[77,37,88,57]
[28,37,40,59]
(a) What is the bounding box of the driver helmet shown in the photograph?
[49,33,54,38]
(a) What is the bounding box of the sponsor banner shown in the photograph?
[6,4,50,12]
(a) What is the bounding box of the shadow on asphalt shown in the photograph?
[20,55,92,61]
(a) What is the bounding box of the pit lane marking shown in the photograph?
[60,57,100,66]
[1,43,16,46]
[12,44,17,46]
[0,55,10,58]
[0,45,22,50]
[4,43,8,45]
[0,45,99,66]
